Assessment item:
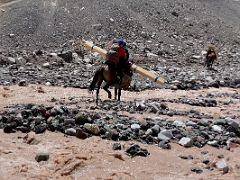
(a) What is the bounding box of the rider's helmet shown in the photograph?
[114,38,126,47]
[208,45,215,52]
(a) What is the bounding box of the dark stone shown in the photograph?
[151,124,160,135]
[35,49,43,56]
[197,119,209,126]
[201,151,209,155]
[214,119,227,125]
[202,159,210,164]
[226,126,237,133]
[58,51,73,63]
[194,141,204,148]
[110,129,119,141]
[217,154,224,159]
[158,140,171,149]
[125,144,150,157]
[34,123,47,134]
[160,103,168,110]
[179,155,193,160]
[191,167,203,174]
[145,135,155,144]
[209,81,220,88]
[171,11,179,17]
[75,112,89,125]
[227,119,239,130]
[0,115,8,123]
[119,131,129,141]
[76,128,88,139]
[35,153,49,162]
[18,79,27,86]
[20,110,32,119]
[112,143,122,150]
[17,126,30,133]
[3,125,14,133]
[64,118,75,126]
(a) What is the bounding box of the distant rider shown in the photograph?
[105,38,131,83]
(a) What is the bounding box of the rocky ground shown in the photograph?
[0,0,240,90]
[0,0,240,179]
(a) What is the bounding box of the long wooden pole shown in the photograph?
[81,39,165,85]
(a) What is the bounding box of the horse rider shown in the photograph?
[105,38,131,83]
[205,45,217,68]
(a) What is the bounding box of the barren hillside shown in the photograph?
[0,1,240,179]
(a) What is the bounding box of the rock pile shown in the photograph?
[1,104,239,150]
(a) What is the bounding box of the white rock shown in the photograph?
[216,159,229,173]
[201,50,207,55]
[65,128,76,136]
[73,70,79,75]
[136,101,146,110]
[9,34,15,37]
[7,57,16,64]
[192,55,201,59]
[212,125,223,133]
[147,52,158,57]
[42,62,50,68]
[145,129,153,135]
[49,53,58,57]
[83,57,91,63]
[17,57,26,64]
[178,137,193,147]
[86,64,92,69]
[206,76,213,82]
[92,23,102,30]
[173,120,186,127]
[158,130,173,141]
[45,82,51,86]
[207,140,218,146]
[131,124,141,131]
[72,52,79,59]
[168,68,175,73]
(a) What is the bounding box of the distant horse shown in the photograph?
[205,46,217,69]
[89,64,132,104]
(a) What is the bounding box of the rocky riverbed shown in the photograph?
[0,85,239,179]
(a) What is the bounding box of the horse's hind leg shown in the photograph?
[114,87,117,100]
[96,79,103,105]
[210,60,213,69]
[103,83,112,99]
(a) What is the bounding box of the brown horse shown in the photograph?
[89,65,132,104]
[205,46,217,69]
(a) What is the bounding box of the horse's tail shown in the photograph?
[89,67,103,91]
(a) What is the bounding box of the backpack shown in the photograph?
[124,47,129,61]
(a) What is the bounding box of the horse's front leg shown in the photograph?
[96,87,100,105]
[114,87,118,100]
[117,88,122,101]
[103,83,112,99]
